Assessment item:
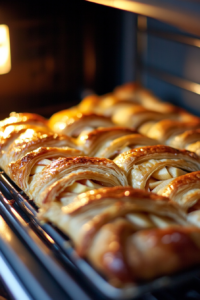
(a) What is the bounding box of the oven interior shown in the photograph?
[1,1,200,300]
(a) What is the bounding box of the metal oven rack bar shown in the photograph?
[86,0,200,37]
[0,192,94,300]
[1,171,200,300]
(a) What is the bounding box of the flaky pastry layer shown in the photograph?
[40,186,200,285]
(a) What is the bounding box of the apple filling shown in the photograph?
[187,208,200,228]
[126,212,177,229]
[147,166,187,193]
[29,158,55,183]
[59,179,113,203]
[109,145,148,160]
[75,126,95,143]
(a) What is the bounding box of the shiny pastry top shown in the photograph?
[169,128,200,156]
[82,126,137,156]
[0,112,48,129]
[161,171,200,204]
[48,109,114,137]
[41,186,200,285]
[114,83,197,120]
[114,145,200,190]
[113,104,199,129]
[27,156,128,207]
[151,170,200,228]
[0,124,50,152]
[82,126,158,158]
[142,119,200,143]
[8,146,84,192]
[0,127,78,172]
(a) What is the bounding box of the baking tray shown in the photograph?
[0,169,200,300]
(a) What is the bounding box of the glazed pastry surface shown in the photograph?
[0,112,48,129]
[187,141,200,156]
[0,128,78,172]
[112,105,179,129]
[82,126,158,158]
[40,187,200,285]
[0,124,50,153]
[27,156,128,207]
[0,82,200,287]
[168,129,200,157]
[114,145,200,190]
[82,127,137,156]
[141,119,200,142]
[48,110,114,138]
[8,147,84,192]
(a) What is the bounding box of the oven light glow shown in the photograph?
[0,25,11,74]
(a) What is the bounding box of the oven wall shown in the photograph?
[0,1,84,118]
[0,1,131,118]
[139,18,200,116]
[0,1,199,117]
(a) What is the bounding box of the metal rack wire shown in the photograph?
[1,171,200,300]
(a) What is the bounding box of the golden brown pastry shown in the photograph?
[78,86,162,117]
[114,145,200,190]
[78,94,101,114]
[134,89,177,113]
[155,171,200,227]
[168,128,200,155]
[40,187,200,285]
[113,82,141,101]
[79,90,162,119]
[113,82,196,120]
[114,82,176,113]
[187,142,200,156]
[159,171,200,208]
[79,83,197,123]
[111,105,194,129]
[27,157,128,207]
[93,94,139,117]
[0,124,49,153]
[82,127,137,156]
[48,110,114,140]
[0,126,78,172]
[143,119,200,144]
[7,147,84,193]
[0,112,48,129]
[82,126,158,158]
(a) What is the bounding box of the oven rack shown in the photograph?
[1,170,200,300]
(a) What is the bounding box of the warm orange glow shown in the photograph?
[43,232,54,244]
[0,216,12,241]
[0,25,11,74]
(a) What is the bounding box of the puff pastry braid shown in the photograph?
[82,126,158,158]
[48,110,114,139]
[77,83,195,123]
[27,156,128,207]
[114,83,197,121]
[141,119,200,144]
[78,83,141,116]
[154,171,200,227]
[7,147,83,193]
[114,83,171,108]
[111,105,195,130]
[0,112,48,129]
[114,145,200,191]
[40,187,200,285]
[169,128,200,156]
[0,126,78,172]
[0,81,199,287]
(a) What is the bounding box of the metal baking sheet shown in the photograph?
[0,170,200,300]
